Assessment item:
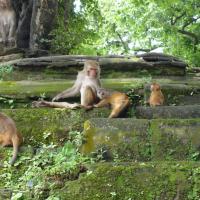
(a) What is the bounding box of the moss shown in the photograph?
[150,119,200,161]
[81,121,95,154]
[0,79,146,109]
[81,119,151,161]
[0,108,110,146]
[3,60,185,81]
[52,162,200,200]
[81,118,200,162]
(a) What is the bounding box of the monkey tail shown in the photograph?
[10,135,20,165]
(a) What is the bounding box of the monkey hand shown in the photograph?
[52,95,60,102]
[84,105,94,111]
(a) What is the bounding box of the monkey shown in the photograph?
[0,0,16,47]
[32,60,101,109]
[148,83,164,106]
[0,113,22,165]
[92,88,130,118]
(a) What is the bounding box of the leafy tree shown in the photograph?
[51,0,200,66]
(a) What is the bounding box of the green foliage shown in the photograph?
[0,64,13,80]
[0,97,15,108]
[1,131,90,200]
[51,0,199,66]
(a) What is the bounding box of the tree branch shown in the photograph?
[182,16,200,29]
[115,31,129,53]
[178,30,199,44]
[171,12,186,25]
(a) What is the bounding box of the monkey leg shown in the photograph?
[109,100,130,118]
[81,86,97,107]
[32,100,81,109]
[108,107,121,118]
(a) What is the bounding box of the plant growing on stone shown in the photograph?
[0,64,13,80]
[1,131,90,200]
[0,97,15,108]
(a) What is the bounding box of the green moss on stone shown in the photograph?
[52,162,200,200]
[81,118,151,161]
[0,108,110,146]
[151,119,200,161]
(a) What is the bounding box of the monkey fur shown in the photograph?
[94,88,130,118]
[33,60,101,109]
[149,83,164,106]
[0,113,22,165]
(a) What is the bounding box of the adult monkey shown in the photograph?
[0,0,16,47]
[33,60,101,109]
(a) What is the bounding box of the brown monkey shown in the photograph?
[0,113,22,165]
[93,88,130,118]
[33,60,101,109]
[149,83,164,106]
[0,0,16,47]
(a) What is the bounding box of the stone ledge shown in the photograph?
[81,118,200,161]
[0,108,110,146]
[0,79,137,99]
[0,54,186,80]
[136,105,200,119]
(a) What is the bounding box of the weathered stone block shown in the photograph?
[0,108,110,146]
[136,105,200,119]
[82,118,200,161]
[151,119,200,161]
[81,118,150,161]
[1,55,186,80]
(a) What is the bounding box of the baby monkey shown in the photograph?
[0,113,22,165]
[93,88,130,118]
[149,83,164,106]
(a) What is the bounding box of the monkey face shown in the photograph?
[87,67,98,78]
[151,83,161,91]
[84,60,100,78]
[97,88,109,99]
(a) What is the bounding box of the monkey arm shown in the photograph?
[52,85,81,101]
[52,76,82,101]
[94,99,109,108]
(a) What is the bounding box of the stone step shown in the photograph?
[0,108,109,146]
[0,54,186,80]
[51,162,200,200]
[81,118,200,161]
[136,105,200,119]
[0,79,139,105]
[0,77,200,108]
